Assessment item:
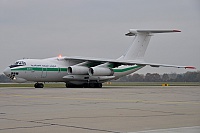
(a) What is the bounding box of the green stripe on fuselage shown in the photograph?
[11,67,67,72]
[11,65,142,73]
[113,65,142,72]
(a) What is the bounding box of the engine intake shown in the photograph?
[89,67,114,76]
[67,66,89,75]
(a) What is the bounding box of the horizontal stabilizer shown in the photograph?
[126,29,181,36]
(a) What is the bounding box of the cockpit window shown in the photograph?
[9,61,26,68]
[14,61,26,66]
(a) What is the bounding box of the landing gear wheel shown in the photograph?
[89,83,96,88]
[88,83,102,88]
[65,83,69,88]
[97,83,102,88]
[83,83,89,88]
[34,83,44,88]
[66,83,102,88]
[66,83,80,88]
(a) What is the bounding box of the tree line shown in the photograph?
[118,71,200,82]
[0,71,200,83]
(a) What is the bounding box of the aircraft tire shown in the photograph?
[97,83,102,88]
[66,83,102,88]
[66,83,79,88]
[39,83,44,88]
[66,83,72,88]
[88,83,102,88]
[83,83,89,88]
[34,83,44,88]
[89,83,95,88]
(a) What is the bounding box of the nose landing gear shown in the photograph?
[34,83,44,88]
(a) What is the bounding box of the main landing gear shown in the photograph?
[34,83,44,88]
[66,83,102,88]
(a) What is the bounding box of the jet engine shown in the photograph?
[67,66,89,75]
[88,67,114,76]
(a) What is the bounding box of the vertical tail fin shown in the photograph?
[121,29,181,61]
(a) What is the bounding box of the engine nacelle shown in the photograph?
[88,67,114,76]
[67,66,89,75]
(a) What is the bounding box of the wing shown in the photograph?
[63,56,196,69]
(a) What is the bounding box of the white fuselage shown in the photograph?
[4,57,143,84]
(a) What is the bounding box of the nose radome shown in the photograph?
[3,67,11,76]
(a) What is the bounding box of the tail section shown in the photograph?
[121,29,181,61]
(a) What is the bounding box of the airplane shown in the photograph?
[3,29,195,88]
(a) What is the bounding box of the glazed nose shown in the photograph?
[3,67,11,76]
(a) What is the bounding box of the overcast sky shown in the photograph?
[0,0,199,74]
